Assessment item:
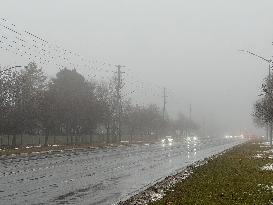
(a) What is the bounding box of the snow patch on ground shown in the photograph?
[252,148,273,159]
[253,153,273,159]
[259,142,271,145]
[258,141,272,148]
[253,154,264,158]
[261,164,273,171]
[264,149,273,154]
[150,192,164,202]
[258,184,273,192]
[260,145,271,148]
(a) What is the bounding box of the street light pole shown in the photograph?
[239,49,272,146]
[265,62,272,144]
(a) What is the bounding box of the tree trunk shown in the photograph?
[106,123,110,144]
[12,135,16,147]
[269,123,272,147]
[44,136,48,146]
[20,134,23,146]
[130,128,134,143]
[267,124,270,142]
[45,130,49,146]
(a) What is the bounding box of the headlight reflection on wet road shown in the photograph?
[186,136,199,158]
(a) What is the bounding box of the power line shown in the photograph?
[0,17,188,119]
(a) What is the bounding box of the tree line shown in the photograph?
[253,74,273,144]
[0,62,198,146]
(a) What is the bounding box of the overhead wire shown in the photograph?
[0,17,187,110]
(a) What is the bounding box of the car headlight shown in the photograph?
[167,138,173,142]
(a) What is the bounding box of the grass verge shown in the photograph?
[151,141,273,205]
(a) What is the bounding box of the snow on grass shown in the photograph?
[261,163,273,171]
[252,147,273,159]
[252,153,273,159]
[253,154,264,158]
[258,142,271,148]
[151,192,164,202]
[258,184,273,192]
[264,149,273,154]
[258,141,271,145]
[260,145,271,148]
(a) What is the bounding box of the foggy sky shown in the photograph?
[1,0,273,136]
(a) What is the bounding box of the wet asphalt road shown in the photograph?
[0,137,245,205]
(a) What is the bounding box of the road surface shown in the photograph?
[0,137,245,205]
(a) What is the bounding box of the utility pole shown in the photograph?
[163,87,167,121]
[115,65,125,143]
[189,104,192,120]
[162,87,168,137]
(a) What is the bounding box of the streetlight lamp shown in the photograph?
[239,49,273,145]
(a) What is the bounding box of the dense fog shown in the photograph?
[1,0,273,136]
